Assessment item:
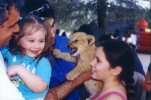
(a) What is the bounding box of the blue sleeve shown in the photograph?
[0,47,13,64]
[0,47,10,58]
[36,57,52,85]
[54,34,71,52]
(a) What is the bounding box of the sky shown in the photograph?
[81,0,150,9]
[107,0,150,9]
[137,0,150,9]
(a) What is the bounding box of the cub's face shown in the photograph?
[69,32,92,56]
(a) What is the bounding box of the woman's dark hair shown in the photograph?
[9,15,52,58]
[98,39,135,97]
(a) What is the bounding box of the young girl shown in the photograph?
[1,16,52,100]
[90,39,135,100]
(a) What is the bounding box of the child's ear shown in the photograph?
[111,66,122,76]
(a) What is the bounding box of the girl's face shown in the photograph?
[19,30,46,57]
[91,47,112,81]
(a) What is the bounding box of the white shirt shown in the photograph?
[0,52,24,100]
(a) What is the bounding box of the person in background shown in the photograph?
[44,17,89,99]
[76,21,103,45]
[122,30,137,49]
[111,29,122,40]
[1,16,52,100]
[121,30,145,100]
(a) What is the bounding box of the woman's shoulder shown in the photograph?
[102,91,127,100]
[98,90,127,100]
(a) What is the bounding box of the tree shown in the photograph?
[145,0,151,26]
[97,0,107,33]
[45,0,146,32]
[47,0,97,31]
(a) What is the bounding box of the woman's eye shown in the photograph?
[39,40,45,43]
[29,40,34,42]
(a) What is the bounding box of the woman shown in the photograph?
[90,39,135,100]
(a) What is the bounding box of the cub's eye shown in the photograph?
[73,40,78,43]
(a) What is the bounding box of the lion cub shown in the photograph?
[53,32,102,96]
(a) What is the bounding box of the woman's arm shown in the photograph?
[45,70,91,100]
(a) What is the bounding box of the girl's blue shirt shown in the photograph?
[1,47,52,100]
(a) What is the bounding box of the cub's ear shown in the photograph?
[87,35,95,45]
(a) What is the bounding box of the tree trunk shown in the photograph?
[97,0,107,33]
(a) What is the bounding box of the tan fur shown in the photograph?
[53,32,102,96]
[69,32,102,96]
[66,32,95,80]
[53,49,76,62]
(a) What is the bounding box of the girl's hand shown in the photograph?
[7,64,24,77]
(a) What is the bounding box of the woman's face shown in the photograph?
[91,47,112,81]
[19,30,46,58]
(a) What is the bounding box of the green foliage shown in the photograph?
[47,0,97,31]
[145,9,151,27]
[46,0,148,32]
[97,0,107,33]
